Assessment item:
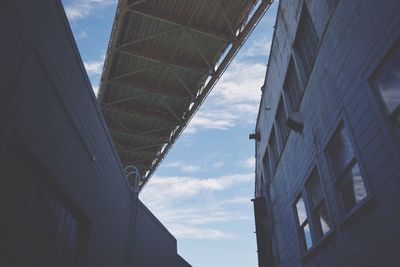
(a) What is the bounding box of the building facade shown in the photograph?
[253,0,400,266]
[0,0,190,266]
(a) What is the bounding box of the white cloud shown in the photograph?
[143,174,252,202]
[212,161,224,168]
[77,30,88,39]
[241,156,255,169]
[83,54,106,95]
[244,37,272,57]
[185,61,266,134]
[84,59,104,76]
[185,110,237,133]
[168,224,238,240]
[163,161,201,173]
[92,85,99,95]
[65,0,117,21]
[140,173,254,240]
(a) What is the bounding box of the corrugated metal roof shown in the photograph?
[98,0,272,191]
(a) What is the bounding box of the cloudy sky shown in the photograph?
[61,0,278,266]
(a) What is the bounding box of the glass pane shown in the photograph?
[284,59,302,111]
[303,223,313,250]
[296,197,307,225]
[295,5,318,81]
[263,149,271,183]
[276,99,290,148]
[318,203,332,235]
[269,129,280,172]
[329,126,355,176]
[375,47,400,114]
[340,163,367,211]
[307,171,323,208]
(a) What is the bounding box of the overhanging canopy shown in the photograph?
[98,0,272,191]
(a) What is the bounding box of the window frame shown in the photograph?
[283,56,303,113]
[304,168,334,242]
[275,96,290,153]
[292,164,335,256]
[292,1,320,90]
[324,116,372,222]
[293,194,314,252]
[268,125,280,176]
[369,41,400,136]
[262,148,272,186]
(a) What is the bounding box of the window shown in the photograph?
[263,148,272,184]
[373,45,400,128]
[275,97,290,151]
[305,170,333,239]
[293,4,319,84]
[327,124,368,212]
[269,126,280,174]
[294,196,313,251]
[0,133,89,267]
[283,57,303,112]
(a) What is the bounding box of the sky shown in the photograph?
[61,0,278,266]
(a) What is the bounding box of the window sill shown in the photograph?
[301,229,336,262]
[340,195,375,228]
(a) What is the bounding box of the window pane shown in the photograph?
[284,58,302,112]
[296,197,307,225]
[303,223,313,250]
[375,47,400,114]
[329,126,355,176]
[318,203,332,235]
[263,149,271,183]
[276,98,290,150]
[294,5,319,81]
[269,128,280,172]
[307,171,323,207]
[340,163,367,211]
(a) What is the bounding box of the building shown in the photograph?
[0,0,189,266]
[253,0,400,266]
[0,0,272,266]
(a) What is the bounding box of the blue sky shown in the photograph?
[61,0,278,266]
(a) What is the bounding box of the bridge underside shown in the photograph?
[98,0,272,190]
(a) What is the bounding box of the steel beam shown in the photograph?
[110,129,167,143]
[127,6,233,43]
[106,80,189,102]
[103,93,149,106]
[104,113,135,134]
[137,125,177,135]
[116,48,208,74]
[168,66,196,99]
[110,64,163,80]
[118,27,180,48]
[215,0,236,38]
[103,105,179,124]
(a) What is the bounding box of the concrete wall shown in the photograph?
[0,1,189,266]
[255,0,400,266]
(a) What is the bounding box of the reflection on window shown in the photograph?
[293,4,319,84]
[284,57,303,112]
[306,170,332,239]
[275,97,290,152]
[269,126,280,174]
[263,149,272,184]
[339,164,368,211]
[295,197,313,251]
[374,46,400,127]
[328,124,368,212]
